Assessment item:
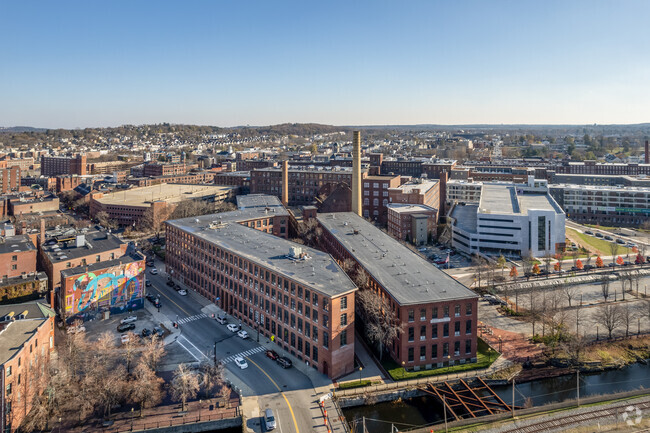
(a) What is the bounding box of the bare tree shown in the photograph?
[527,289,541,337]
[621,303,637,338]
[199,361,225,399]
[122,331,140,373]
[471,255,488,287]
[561,333,587,365]
[542,252,553,276]
[593,303,625,340]
[557,280,579,308]
[608,240,619,265]
[601,277,611,302]
[356,289,403,360]
[170,364,200,412]
[95,211,118,230]
[521,254,535,277]
[85,333,128,419]
[130,362,164,417]
[219,384,232,409]
[141,335,165,372]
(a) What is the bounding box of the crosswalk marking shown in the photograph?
[177,313,208,324]
[221,346,266,364]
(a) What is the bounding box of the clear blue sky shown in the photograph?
[1,1,649,128]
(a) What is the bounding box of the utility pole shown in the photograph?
[213,341,217,367]
[576,370,580,407]
[362,416,366,433]
[512,377,515,418]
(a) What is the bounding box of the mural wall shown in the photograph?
[63,259,145,317]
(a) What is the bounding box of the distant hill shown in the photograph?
[0,126,47,133]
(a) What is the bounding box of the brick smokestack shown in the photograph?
[645,140,649,164]
[351,131,362,216]
[281,160,289,206]
[39,218,45,248]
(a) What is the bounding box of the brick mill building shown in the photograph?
[40,154,87,176]
[315,212,479,371]
[165,196,357,378]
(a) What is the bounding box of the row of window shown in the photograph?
[407,320,472,341]
[407,340,473,362]
[406,304,472,322]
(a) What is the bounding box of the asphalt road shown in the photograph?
[145,255,316,433]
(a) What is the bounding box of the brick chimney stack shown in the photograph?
[281,160,289,206]
[645,140,649,164]
[351,131,362,217]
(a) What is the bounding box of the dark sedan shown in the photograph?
[117,323,136,333]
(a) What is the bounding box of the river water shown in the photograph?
[343,362,650,433]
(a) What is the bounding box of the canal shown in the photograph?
[343,362,650,432]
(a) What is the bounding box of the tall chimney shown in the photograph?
[645,140,649,164]
[39,218,45,248]
[351,131,362,216]
[281,160,289,206]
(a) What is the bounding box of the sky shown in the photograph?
[1,0,649,129]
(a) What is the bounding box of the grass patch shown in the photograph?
[338,379,372,390]
[566,228,630,256]
[383,338,498,381]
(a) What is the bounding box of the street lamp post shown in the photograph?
[199,399,202,421]
[447,355,451,376]
[256,321,260,343]
[359,366,363,385]
[401,361,406,380]
[131,407,134,430]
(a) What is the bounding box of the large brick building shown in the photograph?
[361,175,402,224]
[387,204,438,245]
[165,197,357,378]
[315,212,478,371]
[0,235,37,280]
[0,301,56,433]
[40,154,87,176]
[142,162,197,177]
[0,167,20,194]
[389,179,440,211]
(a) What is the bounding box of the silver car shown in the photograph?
[263,408,276,431]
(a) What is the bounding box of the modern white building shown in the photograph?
[450,177,566,258]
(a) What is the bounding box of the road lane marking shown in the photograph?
[177,313,208,324]
[221,346,265,364]
[155,288,191,316]
[179,335,209,360]
[176,338,201,362]
[245,356,300,433]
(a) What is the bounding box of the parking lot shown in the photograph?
[417,244,472,269]
[75,307,170,345]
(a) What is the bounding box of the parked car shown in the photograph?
[215,314,227,325]
[584,230,594,235]
[237,330,249,339]
[178,289,188,296]
[121,334,131,344]
[584,264,594,271]
[608,263,617,267]
[150,268,158,275]
[141,328,152,337]
[234,356,248,370]
[145,280,152,287]
[117,323,136,333]
[623,261,632,266]
[276,357,292,369]
[595,232,604,238]
[227,323,239,332]
[626,243,637,248]
[120,315,138,324]
[153,300,162,309]
[604,235,613,241]
[263,408,276,431]
[153,327,165,338]
[146,293,156,302]
[265,350,279,361]
[166,280,175,287]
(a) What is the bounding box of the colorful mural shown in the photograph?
[63,259,145,316]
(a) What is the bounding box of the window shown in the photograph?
[6,365,10,377]
[454,341,461,356]
[313,346,318,362]
[364,198,369,206]
[373,198,379,206]
[420,346,426,361]
[340,329,347,347]
[11,264,16,270]
[443,323,449,337]
[340,313,347,327]
[408,347,414,362]
[432,307,438,319]
[6,383,11,396]
[11,255,17,261]
[466,320,472,335]
[408,310,414,322]
[466,303,472,315]
[432,344,438,359]
[408,327,414,342]
[443,306,449,318]
[443,343,449,357]
[340,296,348,310]
[454,304,460,317]
[420,309,426,321]
[465,340,472,354]
[432,324,438,339]
[420,325,426,341]
[323,315,329,328]
[454,321,461,337]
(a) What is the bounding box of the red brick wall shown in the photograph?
[0,250,36,280]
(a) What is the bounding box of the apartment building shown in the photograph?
[0,167,20,194]
[387,204,437,245]
[389,179,440,209]
[549,184,650,226]
[165,207,357,378]
[316,212,478,371]
[127,171,215,187]
[40,154,87,176]
[251,166,359,206]
[142,162,197,177]
[0,301,56,433]
[557,161,650,176]
[362,175,402,224]
[0,235,37,280]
